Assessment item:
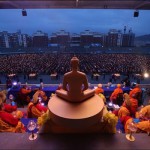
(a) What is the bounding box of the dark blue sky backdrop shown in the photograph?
[0,9,150,36]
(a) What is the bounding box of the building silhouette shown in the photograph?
[0,28,135,49]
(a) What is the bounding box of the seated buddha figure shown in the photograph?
[56,56,95,102]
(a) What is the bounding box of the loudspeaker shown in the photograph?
[134,11,139,17]
[22,10,27,16]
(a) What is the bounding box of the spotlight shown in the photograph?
[12,81,18,89]
[22,9,27,16]
[12,81,17,86]
[144,72,149,78]
[108,102,113,107]
[134,10,139,17]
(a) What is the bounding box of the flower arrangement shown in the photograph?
[98,93,106,103]
[103,112,118,133]
[37,110,50,127]
[104,112,118,126]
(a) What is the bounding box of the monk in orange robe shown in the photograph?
[0,99,25,133]
[20,85,31,95]
[120,116,150,134]
[123,98,138,117]
[136,105,150,120]
[0,110,18,127]
[118,93,138,118]
[129,84,142,106]
[129,84,142,98]
[3,103,17,113]
[27,91,48,118]
[16,85,32,107]
[27,103,48,118]
[32,88,48,105]
[95,84,104,94]
[110,84,123,103]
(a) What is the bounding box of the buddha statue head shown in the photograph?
[71,57,79,70]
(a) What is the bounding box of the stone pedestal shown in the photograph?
[39,94,108,133]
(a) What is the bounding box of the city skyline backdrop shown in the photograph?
[0,9,150,36]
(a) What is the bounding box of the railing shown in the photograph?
[1,83,150,91]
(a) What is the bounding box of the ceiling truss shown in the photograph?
[0,0,150,10]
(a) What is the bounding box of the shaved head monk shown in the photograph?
[56,57,95,102]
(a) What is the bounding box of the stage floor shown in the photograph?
[0,132,149,150]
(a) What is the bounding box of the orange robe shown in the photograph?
[136,121,150,133]
[3,103,17,113]
[118,106,130,119]
[95,87,104,94]
[0,110,25,133]
[27,102,48,118]
[110,87,123,102]
[20,88,31,95]
[129,87,142,98]
[120,116,132,133]
[120,116,150,133]
[117,95,138,119]
[122,97,138,117]
[33,90,48,103]
[123,98,138,117]
[20,87,31,102]
[0,110,18,126]
[136,105,150,119]
[36,103,48,113]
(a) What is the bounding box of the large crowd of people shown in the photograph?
[0,53,150,76]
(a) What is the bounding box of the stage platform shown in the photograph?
[0,132,149,150]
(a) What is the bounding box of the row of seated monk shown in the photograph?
[0,56,149,134]
[1,82,143,115]
[0,83,149,134]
